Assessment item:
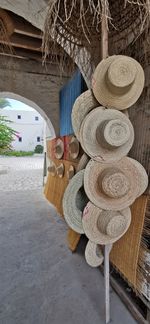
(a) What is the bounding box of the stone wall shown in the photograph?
[0,54,69,135]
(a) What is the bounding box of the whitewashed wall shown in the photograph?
[1,108,46,151]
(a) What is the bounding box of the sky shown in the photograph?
[3,99,35,111]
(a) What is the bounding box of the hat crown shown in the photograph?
[100,168,130,198]
[97,210,127,238]
[96,118,130,148]
[108,57,137,89]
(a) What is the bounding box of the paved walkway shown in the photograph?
[0,156,43,191]
[0,156,137,323]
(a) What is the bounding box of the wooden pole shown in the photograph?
[101,4,110,324]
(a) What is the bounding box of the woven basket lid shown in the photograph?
[63,170,88,234]
[56,163,64,178]
[84,158,148,210]
[69,136,80,160]
[47,161,57,177]
[54,138,64,159]
[82,202,131,245]
[80,107,134,163]
[76,153,90,172]
[71,89,99,141]
[85,240,104,267]
[92,55,145,110]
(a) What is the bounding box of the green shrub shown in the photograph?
[1,150,34,157]
[34,145,43,154]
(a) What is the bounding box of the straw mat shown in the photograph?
[110,195,148,288]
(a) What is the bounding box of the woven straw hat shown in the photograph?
[92,55,145,110]
[48,161,57,177]
[82,202,131,245]
[63,170,88,234]
[69,136,80,159]
[71,89,99,141]
[56,163,64,178]
[84,158,148,210]
[80,107,134,163]
[67,165,75,180]
[55,138,64,159]
[85,240,104,267]
[76,153,90,172]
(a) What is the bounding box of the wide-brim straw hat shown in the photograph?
[56,163,64,178]
[84,157,148,210]
[82,202,131,245]
[54,138,64,159]
[71,89,99,141]
[85,240,104,267]
[63,170,88,234]
[48,161,57,177]
[76,153,90,172]
[69,136,80,159]
[92,55,145,110]
[80,107,134,163]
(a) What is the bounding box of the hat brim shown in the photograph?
[69,136,80,159]
[92,55,145,110]
[82,202,131,245]
[85,240,104,267]
[71,89,99,141]
[84,157,148,210]
[57,163,65,178]
[63,170,88,234]
[55,138,64,159]
[80,107,134,163]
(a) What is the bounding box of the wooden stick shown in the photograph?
[101,4,110,323]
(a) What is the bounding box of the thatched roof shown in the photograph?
[43,0,150,69]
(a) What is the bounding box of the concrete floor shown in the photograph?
[0,188,137,324]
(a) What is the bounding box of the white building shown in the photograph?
[1,101,46,151]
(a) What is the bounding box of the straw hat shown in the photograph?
[56,163,64,178]
[76,153,89,172]
[47,161,57,177]
[84,158,148,210]
[80,107,134,163]
[63,170,88,234]
[69,136,80,159]
[71,89,99,141]
[85,240,104,267]
[67,165,75,180]
[92,55,145,110]
[54,138,64,159]
[82,202,131,245]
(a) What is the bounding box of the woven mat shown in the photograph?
[110,195,148,288]
[44,159,78,216]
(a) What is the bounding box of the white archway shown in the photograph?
[0,92,56,139]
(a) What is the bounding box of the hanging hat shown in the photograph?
[80,107,134,163]
[92,55,145,110]
[63,170,88,234]
[67,165,75,180]
[56,163,65,178]
[84,158,148,210]
[47,161,57,177]
[68,136,80,160]
[85,240,104,267]
[76,153,90,172]
[71,89,99,141]
[54,138,64,159]
[82,202,131,245]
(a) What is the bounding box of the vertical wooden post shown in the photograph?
[101,3,110,323]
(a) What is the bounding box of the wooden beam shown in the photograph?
[0,33,42,52]
[14,20,42,39]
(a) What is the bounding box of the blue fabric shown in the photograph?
[59,70,87,136]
